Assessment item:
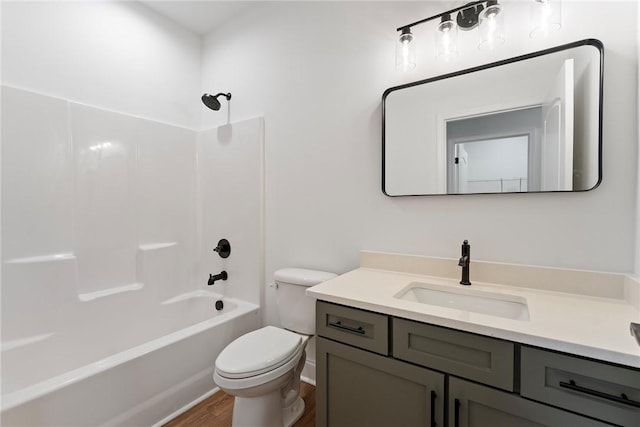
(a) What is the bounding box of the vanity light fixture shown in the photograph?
[395,0,501,72]
[395,0,561,70]
[529,0,561,38]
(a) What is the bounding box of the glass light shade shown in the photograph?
[478,2,505,51]
[396,29,416,71]
[436,17,459,61]
[529,0,561,38]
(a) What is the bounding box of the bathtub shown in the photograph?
[0,291,260,426]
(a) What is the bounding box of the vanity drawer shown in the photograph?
[316,301,389,355]
[520,346,640,427]
[393,318,514,391]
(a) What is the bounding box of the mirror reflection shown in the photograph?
[383,39,602,196]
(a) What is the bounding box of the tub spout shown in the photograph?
[208,271,228,286]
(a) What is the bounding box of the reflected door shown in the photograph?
[450,136,529,194]
[541,58,574,191]
[454,145,469,193]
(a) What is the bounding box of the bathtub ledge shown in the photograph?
[4,253,75,264]
[139,242,178,251]
[78,283,144,302]
[1,333,55,352]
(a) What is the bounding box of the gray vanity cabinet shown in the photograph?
[316,301,635,427]
[449,377,611,427]
[316,301,444,427]
[317,337,445,427]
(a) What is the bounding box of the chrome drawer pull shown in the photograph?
[559,380,640,408]
[328,321,366,335]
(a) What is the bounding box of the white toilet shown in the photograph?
[213,268,337,427]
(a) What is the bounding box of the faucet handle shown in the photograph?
[213,238,231,258]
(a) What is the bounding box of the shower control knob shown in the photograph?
[213,239,231,258]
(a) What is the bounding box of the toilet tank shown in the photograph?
[274,268,337,335]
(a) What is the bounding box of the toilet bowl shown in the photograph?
[213,268,336,427]
[214,326,309,427]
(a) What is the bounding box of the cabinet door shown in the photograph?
[317,337,444,427]
[449,377,612,427]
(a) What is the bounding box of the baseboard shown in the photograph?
[301,359,316,386]
[152,386,220,427]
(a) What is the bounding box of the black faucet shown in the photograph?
[208,271,228,286]
[458,240,471,286]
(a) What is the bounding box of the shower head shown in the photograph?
[201,92,232,111]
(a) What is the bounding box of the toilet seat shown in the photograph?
[215,326,303,379]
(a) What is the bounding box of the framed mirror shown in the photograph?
[382,39,603,196]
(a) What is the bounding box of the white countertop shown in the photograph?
[307,267,640,368]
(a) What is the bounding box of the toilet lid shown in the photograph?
[216,326,302,379]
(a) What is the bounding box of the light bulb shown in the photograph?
[530,0,561,38]
[436,14,458,61]
[396,28,416,71]
[478,0,505,51]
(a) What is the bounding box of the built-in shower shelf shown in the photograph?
[4,252,75,264]
[78,283,144,302]
[1,332,55,352]
[138,242,178,251]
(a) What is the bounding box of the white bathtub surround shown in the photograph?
[1,298,259,427]
[197,117,265,305]
[307,251,640,368]
[1,86,265,425]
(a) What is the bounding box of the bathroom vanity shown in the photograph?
[307,252,640,427]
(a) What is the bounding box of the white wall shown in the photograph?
[1,0,202,129]
[200,1,639,329]
[636,3,640,277]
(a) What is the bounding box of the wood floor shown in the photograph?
[164,382,316,427]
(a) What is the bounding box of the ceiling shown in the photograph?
[140,1,257,36]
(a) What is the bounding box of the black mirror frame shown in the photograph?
[381,38,604,197]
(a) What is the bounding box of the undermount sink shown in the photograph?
[394,282,530,321]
